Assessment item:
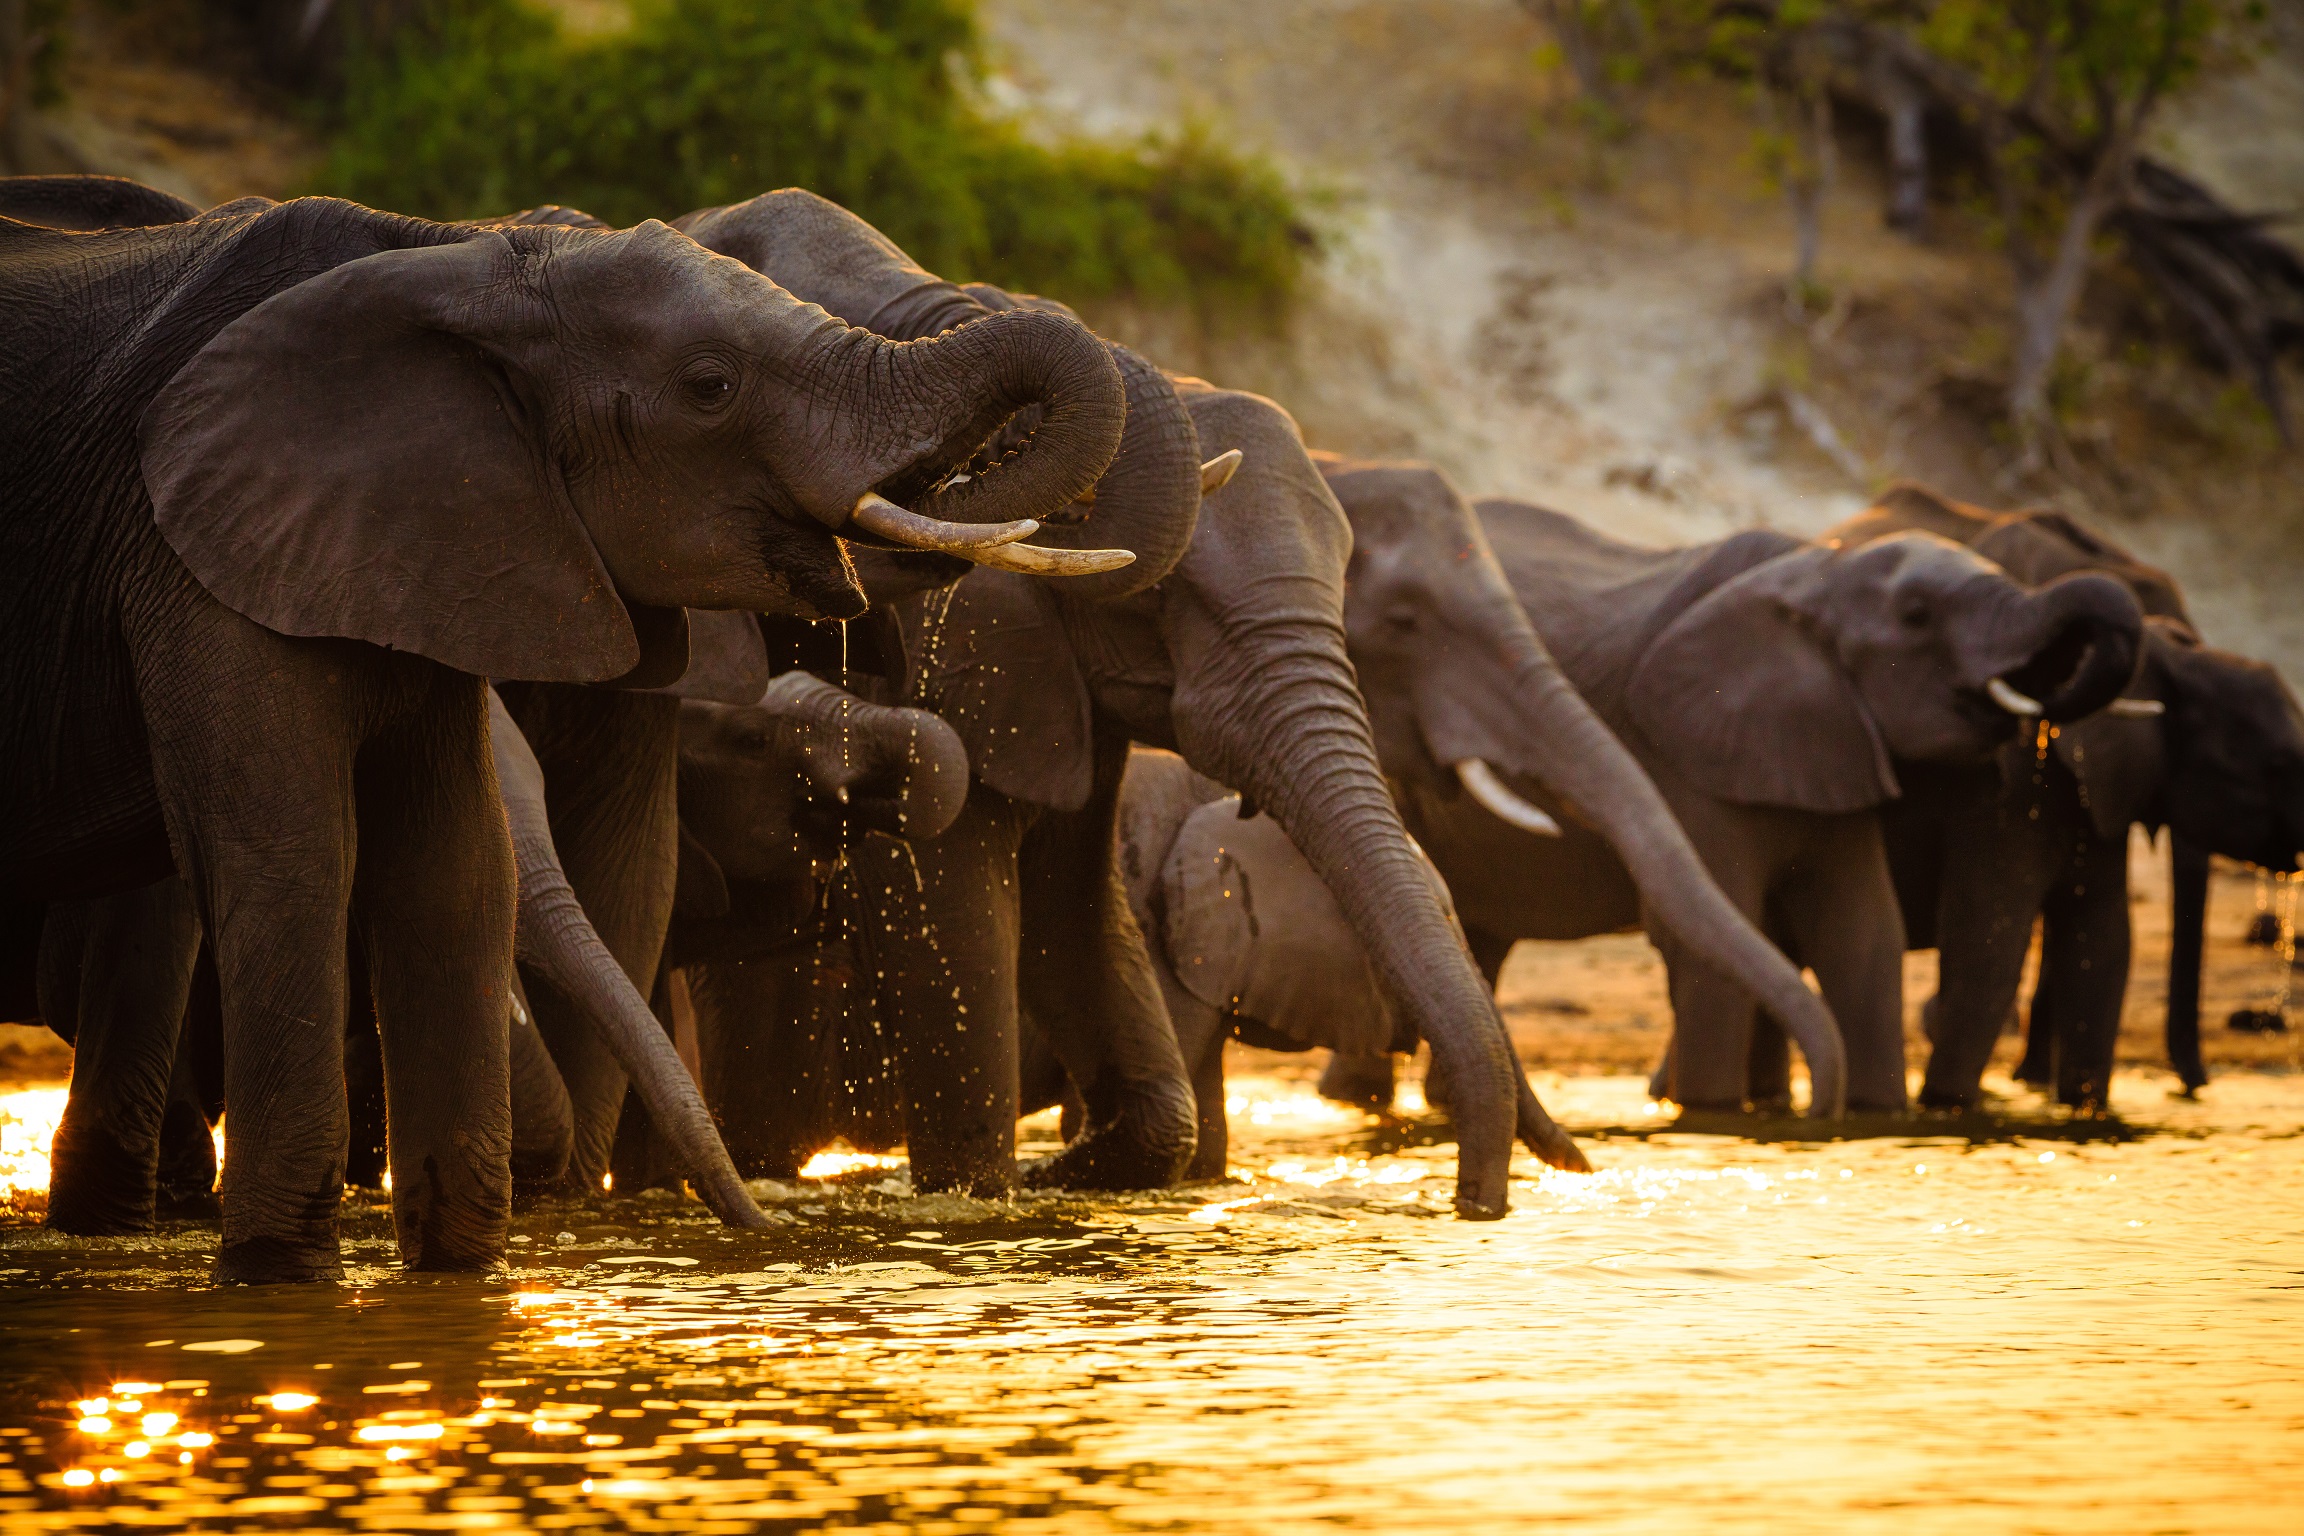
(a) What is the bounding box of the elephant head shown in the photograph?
[673,190,1210,599]
[1321,461,1849,1115]
[674,668,972,935]
[2050,618,2304,869]
[136,208,1130,686]
[1615,531,2145,809]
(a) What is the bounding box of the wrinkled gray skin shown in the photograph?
[1829,485,2304,1107]
[663,671,970,1182]
[665,191,1227,1197]
[1125,455,1871,1170]
[1350,487,2143,1113]
[0,185,1124,1280]
[37,689,766,1235]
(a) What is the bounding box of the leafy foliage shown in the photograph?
[317,0,1316,310]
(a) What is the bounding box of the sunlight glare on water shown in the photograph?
[0,1088,66,1200]
[1,1070,2300,1533]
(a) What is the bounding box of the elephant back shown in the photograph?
[1475,497,1798,718]
[1160,796,1456,1057]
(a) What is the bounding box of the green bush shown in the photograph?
[317,0,1316,311]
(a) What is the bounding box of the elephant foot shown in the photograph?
[44,1149,159,1236]
[910,1165,1015,1200]
[44,1200,155,1238]
[214,1235,346,1285]
[1019,1125,1193,1192]
[1915,1084,1979,1113]
[1317,1053,1397,1112]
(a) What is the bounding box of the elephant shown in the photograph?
[0,173,201,230]
[1825,484,2304,1104]
[0,186,1132,1280]
[673,192,1907,1211]
[1310,470,2143,1114]
[632,663,971,1186]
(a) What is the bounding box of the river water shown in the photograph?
[0,1069,2298,1534]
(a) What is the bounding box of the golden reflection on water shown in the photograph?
[1,1070,2301,1533]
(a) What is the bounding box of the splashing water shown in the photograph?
[2,1069,2299,1532]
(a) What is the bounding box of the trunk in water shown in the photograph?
[1475,627,1849,1115]
[1181,653,1581,1217]
[488,693,766,1230]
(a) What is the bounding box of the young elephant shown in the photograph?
[1326,475,2142,1113]
[1113,749,1467,1174]
[1826,485,2304,1105]
[663,666,970,1182]
[0,188,1127,1280]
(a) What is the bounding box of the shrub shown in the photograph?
[317,0,1316,311]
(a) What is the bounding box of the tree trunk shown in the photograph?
[2006,151,2131,445]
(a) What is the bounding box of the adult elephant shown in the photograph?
[0,189,1128,1280]
[1826,484,2304,1104]
[42,685,774,1233]
[1320,472,2142,1113]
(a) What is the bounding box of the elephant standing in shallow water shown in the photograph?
[1826,484,2304,1107]
[1309,471,2142,1114]
[0,185,1129,1280]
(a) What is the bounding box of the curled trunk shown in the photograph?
[2017,573,2148,723]
[488,692,766,1229]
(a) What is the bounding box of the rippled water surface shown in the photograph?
[1,1071,2300,1534]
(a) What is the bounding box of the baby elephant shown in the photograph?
[1113,748,1467,1179]
[653,672,971,1185]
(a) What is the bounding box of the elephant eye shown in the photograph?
[1899,599,1932,629]
[680,366,736,410]
[1384,606,1419,634]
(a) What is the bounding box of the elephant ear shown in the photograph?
[139,235,642,684]
[1161,799,1419,1057]
[1627,558,1899,813]
[672,823,732,922]
[902,568,1094,811]
[644,609,771,704]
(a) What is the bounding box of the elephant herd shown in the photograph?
[3,174,2298,1286]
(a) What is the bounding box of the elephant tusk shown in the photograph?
[960,539,1136,577]
[1201,448,1244,495]
[1455,759,1562,837]
[1987,677,2044,717]
[849,492,1040,553]
[2108,697,2167,718]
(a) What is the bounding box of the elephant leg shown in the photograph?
[2038,832,2131,1112]
[343,943,388,1193]
[690,948,850,1181]
[1015,739,1196,1190]
[849,792,1028,1196]
[1318,1052,1398,1110]
[2015,967,2057,1086]
[155,1020,221,1219]
[1919,791,2058,1111]
[351,675,516,1272]
[1648,844,1773,1111]
[2164,833,2210,1092]
[41,878,202,1235]
[1158,969,1232,1183]
[134,612,378,1282]
[1779,822,1909,1113]
[1188,1028,1230,1182]
[503,687,680,1197]
[509,977,574,1206]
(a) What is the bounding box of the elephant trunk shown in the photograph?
[761,671,972,842]
[1472,625,1849,1116]
[2001,573,2145,723]
[1176,638,1581,1217]
[864,307,1126,532]
[487,694,767,1230]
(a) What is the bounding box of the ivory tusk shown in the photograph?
[1201,448,1244,495]
[1987,677,2044,717]
[849,492,1039,553]
[963,540,1136,577]
[1455,758,1562,837]
[2107,697,2167,718]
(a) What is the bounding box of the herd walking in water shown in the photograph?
[6,172,2301,1287]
